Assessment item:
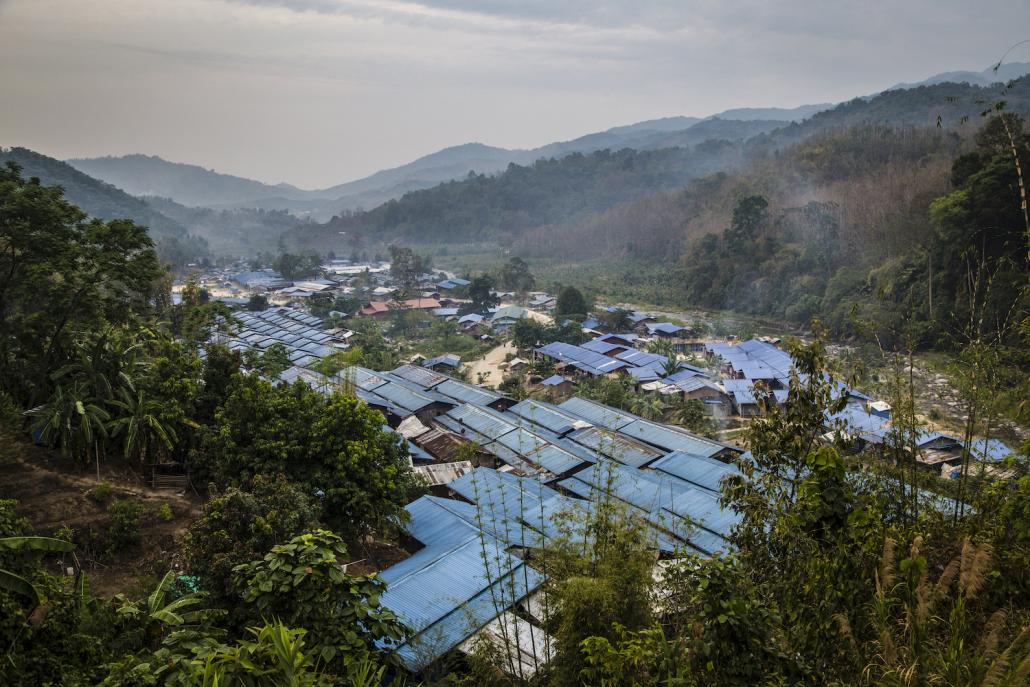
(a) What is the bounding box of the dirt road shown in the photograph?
[464,340,517,388]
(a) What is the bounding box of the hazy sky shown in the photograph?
[1,0,1028,188]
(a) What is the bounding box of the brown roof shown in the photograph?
[414,428,474,462]
[402,298,441,310]
[360,298,441,316]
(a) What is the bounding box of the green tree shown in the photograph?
[107,386,178,466]
[246,293,269,311]
[275,251,322,280]
[598,307,633,332]
[183,475,322,607]
[725,194,769,246]
[665,397,714,436]
[0,163,161,406]
[497,256,535,292]
[541,480,656,687]
[555,285,589,320]
[0,535,75,608]
[243,342,292,378]
[26,381,111,477]
[194,375,419,540]
[231,530,407,670]
[388,245,431,291]
[465,274,500,313]
[511,317,548,352]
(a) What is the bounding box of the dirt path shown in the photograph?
[464,340,517,388]
[525,309,553,325]
[0,437,202,597]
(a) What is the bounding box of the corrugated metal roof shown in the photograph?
[581,339,627,354]
[558,397,635,430]
[567,426,664,468]
[648,451,739,493]
[618,419,726,457]
[390,364,450,389]
[371,381,441,413]
[392,561,544,672]
[615,349,667,369]
[349,366,389,391]
[377,493,547,672]
[434,379,505,407]
[460,611,553,680]
[446,404,518,440]
[536,342,630,376]
[494,426,548,456]
[507,399,585,435]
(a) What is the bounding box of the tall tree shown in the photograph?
[497,256,536,292]
[555,286,589,319]
[464,274,499,313]
[194,376,419,540]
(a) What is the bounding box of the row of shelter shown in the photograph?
[271,357,746,675]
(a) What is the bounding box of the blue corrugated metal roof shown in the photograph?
[371,381,440,413]
[618,419,726,457]
[558,397,635,430]
[615,349,667,369]
[434,379,505,407]
[649,451,739,493]
[967,437,1013,462]
[507,399,584,435]
[581,339,627,354]
[567,426,664,468]
[645,322,687,335]
[446,404,518,440]
[423,353,461,368]
[536,342,630,376]
[626,366,661,382]
[390,364,450,389]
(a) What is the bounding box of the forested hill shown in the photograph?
[0,147,207,263]
[143,196,311,257]
[286,77,1030,253]
[67,153,306,208]
[288,143,747,248]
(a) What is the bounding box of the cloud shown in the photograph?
[2,0,1029,187]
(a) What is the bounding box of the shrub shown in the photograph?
[105,499,144,554]
[88,482,113,506]
[156,503,174,522]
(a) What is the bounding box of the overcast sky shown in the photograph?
[1,0,1028,188]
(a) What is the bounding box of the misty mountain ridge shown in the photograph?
[885,61,1030,91]
[63,62,1030,219]
[65,105,830,218]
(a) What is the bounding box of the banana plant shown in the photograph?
[115,570,223,649]
[0,535,75,608]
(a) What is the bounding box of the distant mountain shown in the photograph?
[145,195,310,256]
[69,63,1030,223]
[286,75,1030,253]
[66,154,308,208]
[714,104,832,121]
[885,61,1030,91]
[67,109,827,219]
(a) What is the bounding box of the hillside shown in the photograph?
[67,108,829,220]
[885,60,1030,90]
[144,196,312,256]
[288,142,749,250]
[288,76,1030,255]
[67,153,308,208]
[0,147,206,263]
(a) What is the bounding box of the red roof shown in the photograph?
[359,298,440,316]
